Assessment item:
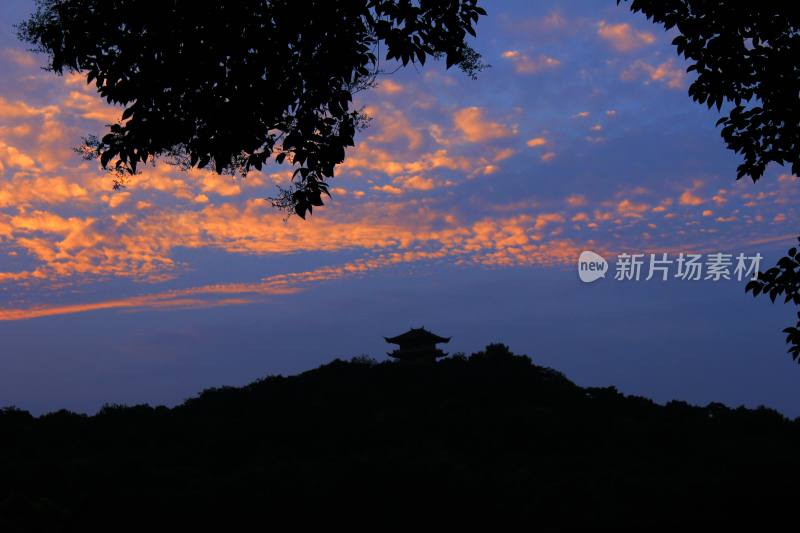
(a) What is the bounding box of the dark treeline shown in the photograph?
[2,344,799,529]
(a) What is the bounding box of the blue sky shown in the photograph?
[1,0,799,415]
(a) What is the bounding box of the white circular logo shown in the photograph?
[577,251,608,283]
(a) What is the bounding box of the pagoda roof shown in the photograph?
[384,327,450,345]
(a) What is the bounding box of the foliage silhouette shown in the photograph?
[745,238,800,360]
[619,0,799,182]
[620,1,800,361]
[17,0,487,218]
[2,345,800,528]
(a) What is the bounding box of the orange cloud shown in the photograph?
[2,48,38,68]
[108,192,130,209]
[652,198,673,212]
[342,142,471,178]
[3,51,797,325]
[526,137,547,148]
[617,199,649,217]
[0,174,94,209]
[197,170,242,197]
[566,195,587,207]
[363,104,424,150]
[494,148,515,161]
[0,210,588,320]
[0,96,59,120]
[534,213,564,230]
[377,79,404,95]
[0,141,37,169]
[62,91,123,123]
[679,190,704,206]
[393,175,436,191]
[597,21,656,52]
[622,59,685,89]
[501,50,560,74]
[453,107,516,143]
[372,184,404,195]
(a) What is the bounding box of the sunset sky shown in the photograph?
[1,0,799,416]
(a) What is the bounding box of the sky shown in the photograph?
[1,0,799,416]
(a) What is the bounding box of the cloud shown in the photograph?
[621,59,686,89]
[2,49,38,68]
[372,184,404,195]
[453,107,517,143]
[393,175,436,191]
[2,40,798,327]
[597,21,656,52]
[376,79,404,95]
[534,213,564,230]
[0,211,588,320]
[0,141,37,169]
[362,104,424,150]
[0,281,297,321]
[617,199,650,217]
[501,50,561,74]
[566,195,587,207]
[526,137,547,148]
[493,148,515,162]
[62,91,123,123]
[540,11,567,31]
[198,171,242,197]
[712,190,728,205]
[0,173,90,208]
[679,190,704,206]
[126,167,195,200]
[0,97,59,120]
[108,192,131,209]
[2,170,798,319]
[342,142,471,177]
[652,198,672,213]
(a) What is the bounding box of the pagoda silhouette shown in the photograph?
[385,327,450,363]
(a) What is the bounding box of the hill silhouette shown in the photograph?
[1,344,799,529]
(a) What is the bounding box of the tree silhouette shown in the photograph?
[2,347,799,527]
[17,0,487,218]
[620,0,799,182]
[745,239,800,361]
[620,1,800,361]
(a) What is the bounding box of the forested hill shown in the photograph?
[1,344,798,529]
